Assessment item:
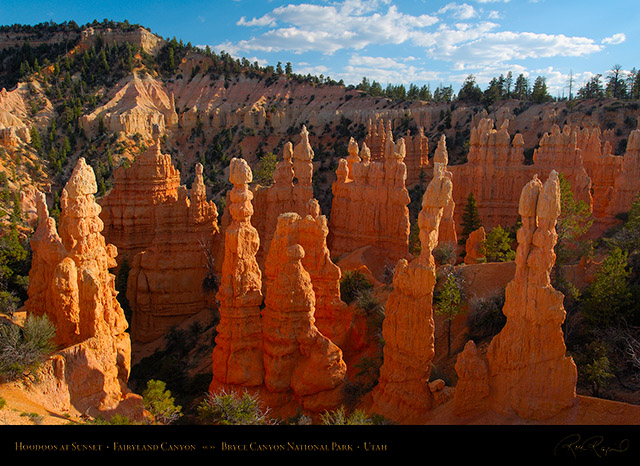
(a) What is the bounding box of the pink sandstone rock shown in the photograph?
[210,157,265,392]
[99,140,181,263]
[24,158,143,420]
[370,161,453,424]
[126,163,219,342]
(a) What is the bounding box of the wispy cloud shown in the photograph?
[602,33,626,45]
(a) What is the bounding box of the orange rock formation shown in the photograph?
[464,226,486,265]
[364,118,429,187]
[328,131,411,266]
[449,119,594,238]
[370,161,453,424]
[455,171,578,420]
[251,127,315,267]
[24,158,143,419]
[126,163,219,342]
[262,243,347,414]
[210,158,265,392]
[264,200,353,349]
[99,140,181,262]
[433,135,457,246]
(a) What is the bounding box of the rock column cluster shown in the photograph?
[454,171,578,420]
[24,158,143,419]
[370,161,453,424]
[328,131,411,266]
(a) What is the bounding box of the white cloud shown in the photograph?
[338,54,441,85]
[438,3,478,20]
[225,1,438,55]
[475,0,510,3]
[601,33,626,45]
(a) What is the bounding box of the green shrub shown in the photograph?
[433,242,457,266]
[197,389,272,425]
[0,314,56,381]
[320,405,374,425]
[340,270,373,305]
[481,225,516,262]
[142,379,182,425]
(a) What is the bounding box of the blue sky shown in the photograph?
[2,0,638,96]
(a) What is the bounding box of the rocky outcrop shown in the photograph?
[251,127,315,267]
[433,135,457,246]
[328,131,411,266]
[210,158,265,392]
[455,171,578,420]
[370,161,453,424]
[365,118,429,187]
[99,140,181,262]
[80,74,178,139]
[610,126,640,218]
[126,163,219,342]
[532,124,592,208]
[464,226,486,265]
[262,243,347,414]
[449,119,593,237]
[449,118,531,233]
[23,158,143,420]
[264,200,353,349]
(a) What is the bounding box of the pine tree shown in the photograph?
[460,192,482,244]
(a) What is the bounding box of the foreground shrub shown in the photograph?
[142,379,183,425]
[0,314,56,381]
[197,389,272,425]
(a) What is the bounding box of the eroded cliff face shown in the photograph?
[328,130,411,267]
[80,74,178,140]
[126,163,219,343]
[370,162,453,424]
[454,171,578,421]
[23,158,143,420]
[99,140,181,262]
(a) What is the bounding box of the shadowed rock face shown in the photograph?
[455,171,578,421]
[24,157,143,420]
[370,161,452,424]
[126,163,219,343]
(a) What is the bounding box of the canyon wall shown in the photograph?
[126,163,219,342]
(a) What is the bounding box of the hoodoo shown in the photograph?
[24,158,143,419]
